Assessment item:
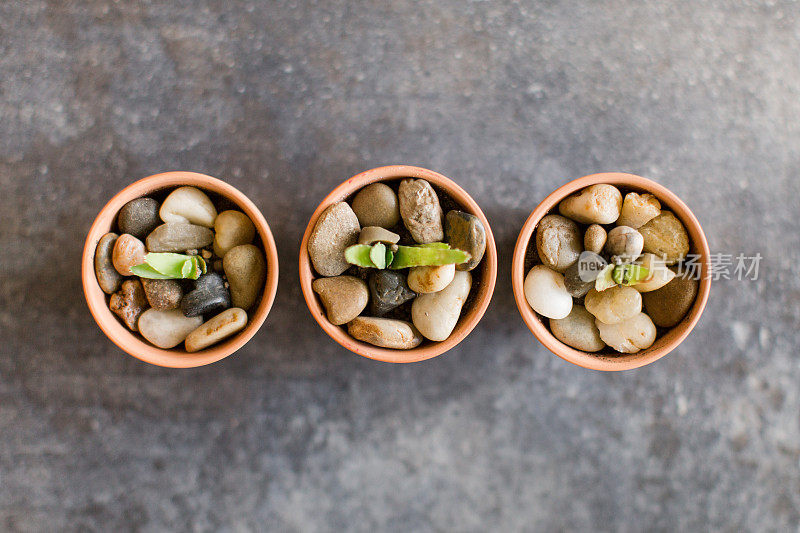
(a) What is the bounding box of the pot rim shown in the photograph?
[82,171,279,368]
[299,165,497,363]
[511,172,711,371]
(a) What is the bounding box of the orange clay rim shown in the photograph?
[511,172,711,371]
[299,165,498,363]
[82,171,279,368]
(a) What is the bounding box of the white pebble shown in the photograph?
[523,265,572,319]
[159,186,218,228]
[595,312,656,353]
[412,270,471,341]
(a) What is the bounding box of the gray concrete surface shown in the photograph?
[1,1,799,531]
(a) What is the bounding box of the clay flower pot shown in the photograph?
[299,165,497,363]
[512,172,711,371]
[82,171,279,368]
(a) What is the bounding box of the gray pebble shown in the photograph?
[564,262,593,298]
[369,270,416,316]
[445,210,486,271]
[351,183,400,229]
[118,198,160,239]
[181,273,231,317]
[146,223,214,253]
[535,214,582,272]
[141,278,183,311]
[94,232,122,294]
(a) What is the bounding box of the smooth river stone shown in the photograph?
[407,264,455,294]
[146,223,214,253]
[141,278,182,311]
[181,273,231,317]
[312,275,369,325]
[633,253,675,293]
[595,312,657,353]
[358,226,400,246]
[445,210,486,271]
[368,270,416,316]
[617,192,661,228]
[605,225,644,263]
[347,317,423,349]
[411,270,471,342]
[185,308,248,352]
[223,244,266,311]
[307,202,360,277]
[642,271,698,327]
[213,210,255,258]
[535,214,582,273]
[523,265,572,320]
[159,186,217,228]
[563,262,593,298]
[639,211,690,265]
[117,198,160,239]
[584,286,642,325]
[398,178,444,244]
[138,308,203,349]
[112,233,146,276]
[584,224,607,254]
[558,184,622,224]
[109,279,149,331]
[95,232,122,294]
[351,183,400,229]
[550,305,605,352]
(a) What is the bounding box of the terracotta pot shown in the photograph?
[299,165,497,363]
[512,172,711,371]
[82,171,279,368]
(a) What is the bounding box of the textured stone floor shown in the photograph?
[1,1,799,531]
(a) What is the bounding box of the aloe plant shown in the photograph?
[131,253,207,280]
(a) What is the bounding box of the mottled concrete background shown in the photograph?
[1,1,799,531]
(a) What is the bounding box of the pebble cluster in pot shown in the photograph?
[524,184,697,354]
[308,178,487,350]
[94,186,267,352]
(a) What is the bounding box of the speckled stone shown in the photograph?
[117,197,160,239]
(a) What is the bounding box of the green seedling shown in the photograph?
[131,253,207,280]
[344,242,470,269]
[388,244,470,269]
[613,264,650,286]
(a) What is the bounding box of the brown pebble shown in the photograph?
[109,279,149,331]
[642,270,699,327]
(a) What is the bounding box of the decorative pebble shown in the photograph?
[348,317,423,349]
[112,233,146,276]
[138,309,203,349]
[398,178,444,244]
[633,253,675,293]
[181,273,231,317]
[351,183,401,229]
[583,224,607,254]
[524,265,572,319]
[141,278,183,311]
[95,232,122,294]
[563,262,593,298]
[146,223,214,253]
[358,226,400,246]
[595,312,657,353]
[185,308,248,353]
[617,192,661,228]
[445,210,486,271]
[109,279,149,331]
[412,270,471,341]
[407,264,456,294]
[312,276,369,325]
[118,198,161,239]
[213,210,255,258]
[584,286,642,325]
[368,270,416,316]
[642,271,698,327]
[639,211,690,265]
[308,202,361,277]
[535,214,582,272]
[558,184,622,224]
[223,244,266,310]
[606,225,644,263]
[550,305,605,352]
[159,186,217,228]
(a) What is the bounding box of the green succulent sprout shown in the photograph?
[596,263,650,291]
[131,253,207,280]
[344,242,470,269]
